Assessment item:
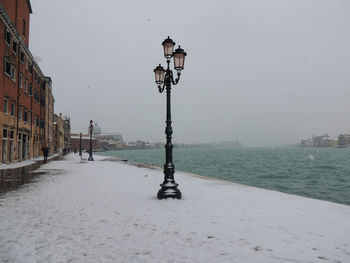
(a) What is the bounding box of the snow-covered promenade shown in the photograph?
[0,154,349,263]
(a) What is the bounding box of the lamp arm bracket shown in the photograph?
[172,72,181,85]
[158,82,166,93]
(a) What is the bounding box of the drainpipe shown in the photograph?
[16,42,21,161]
[15,0,18,26]
[31,64,34,158]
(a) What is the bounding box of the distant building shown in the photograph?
[92,122,102,137]
[70,133,100,152]
[84,122,125,150]
[300,138,314,147]
[53,114,64,153]
[338,134,350,148]
[62,115,71,153]
[300,134,337,147]
[312,134,331,147]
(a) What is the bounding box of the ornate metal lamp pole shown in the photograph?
[153,36,187,199]
[88,120,94,161]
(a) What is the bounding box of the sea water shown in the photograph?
[98,147,350,206]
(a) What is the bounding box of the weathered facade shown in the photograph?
[62,114,71,153]
[44,77,54,154]
[0,0,54,163]
[53,114,64,154]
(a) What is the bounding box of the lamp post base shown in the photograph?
[157,182,181,199]
[88,153,94,161]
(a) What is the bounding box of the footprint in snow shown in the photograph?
[253,246,263,252]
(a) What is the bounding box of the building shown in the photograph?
[71,122,123,151]
[44,77,54,153]
[300,138,314,147]
[92,122,101,137]
[91,123,125,150]
[0,0,54,163]
[312,134,331,147]
[98,132,125,149]
[53,114,65,153]
[70,133,100,152]
[62,115,71,153]
[338,134,350,148]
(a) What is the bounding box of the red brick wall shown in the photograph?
[0,0,31,46]
[0,0,49,162]
[71,138,100,152]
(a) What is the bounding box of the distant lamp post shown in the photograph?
[153,36,187,199]
[53,122,57,153]
[88,120,94,161]
[79,132,82,156]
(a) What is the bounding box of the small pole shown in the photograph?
[79,132,82,156]
[88,120,94,161]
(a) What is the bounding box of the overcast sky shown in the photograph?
[28,0,350,146]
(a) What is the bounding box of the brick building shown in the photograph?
[0,0,54,163]
[70,133,100,153]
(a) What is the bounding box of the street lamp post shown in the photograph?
[153,36,187,200]
[79,132,82,157]
[88,120,94,161]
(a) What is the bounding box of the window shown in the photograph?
[20,52,24,63]
[4,60,16,80]
[12,40,17,54]
[23,19,26,37]
[24,79,28,93]
[29,64,33,75]
[18,106,22,120]
[10,101,15,116]
[24,111,28,122]
[35,117,39,127]
[25,57,28,70]
[28,112,31,124]
[19,73,22,88]
[5,27,11,45]
[4,98,8,113]
[2,129,8,162]
[29,84,32,96]
[34,90,38,102]
[5,60,11,75]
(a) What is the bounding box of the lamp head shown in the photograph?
[162,36,175,59]
[173,45,187,72]
[153,64,166,85]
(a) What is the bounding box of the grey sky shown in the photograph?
[29,0,350,146]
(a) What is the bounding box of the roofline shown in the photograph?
[0,2,47,78]
[27,0,33,13]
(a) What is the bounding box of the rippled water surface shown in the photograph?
[98,147,350,205]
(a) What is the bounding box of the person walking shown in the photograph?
[41,146,49,163]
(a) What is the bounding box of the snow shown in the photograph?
[0,154,60,170]
[0,153,349,263]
